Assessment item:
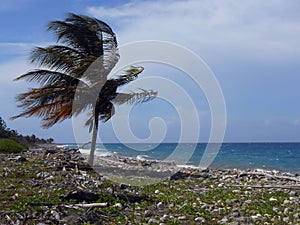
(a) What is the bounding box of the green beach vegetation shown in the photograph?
[0,148,299,224]
[0,138,27,153]
[0,116,53,151]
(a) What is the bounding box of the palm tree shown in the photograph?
[12,13,157,165]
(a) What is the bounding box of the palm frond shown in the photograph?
[14,70,80,86]
[29,46,87,74]
[111,66,144,86]
[113,89,158,105]
[13,13,157,134]
[48,14,118,58]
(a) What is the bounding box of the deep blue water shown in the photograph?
[61,143,300,173]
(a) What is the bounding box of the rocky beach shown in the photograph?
[0,145,300,224]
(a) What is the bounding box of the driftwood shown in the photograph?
[29,202,107,209]
[64,203,107,208]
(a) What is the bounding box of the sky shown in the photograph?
[0,0,300,143]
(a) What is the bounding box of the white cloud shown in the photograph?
[0,42,33,56]
[87,0,300,63]
[0,42,51,60]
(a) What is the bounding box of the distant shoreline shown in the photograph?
[54,142,300,174]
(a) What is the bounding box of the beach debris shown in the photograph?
[0,144,300,224]
[113,203,122,208]
[37,172,51,179]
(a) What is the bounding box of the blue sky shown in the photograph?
[0,0,300,143]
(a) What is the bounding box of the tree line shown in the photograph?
[0,116,54,147]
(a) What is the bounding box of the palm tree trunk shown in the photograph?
[88,116,99,166]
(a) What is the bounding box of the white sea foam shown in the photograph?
[177,164,204,170]
[79,148,113,157]
[136,155,154,161]
[56,144,69,148]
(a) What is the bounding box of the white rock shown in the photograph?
[178,216,186,220]
[195,217,205,222]
[201,203,209,209]
[269,197,277,201]
[148,218,159,224]
[114,203,122,208]
[283,217,289,222]
[161,214,170,220]
[51,210,60,220]
[284,208,291,214]
[37,172,51,179]
[157,202,164,210]
[154,190,160,194]
[251,215,259,220]
[283,200,290,204]
[244,200,252,204]
[219,217,228,223]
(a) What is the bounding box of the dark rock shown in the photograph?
[170,170,206,180]
[63,190,99,203]
[84,211,103,225]
[113,193,147,203]
[45,149,59,154]
[64,210,103,225]
[120,183,128,190]
[201,173,209,178]
[202,168,210,173]
[16,156,27,162]
[170,171,190,180]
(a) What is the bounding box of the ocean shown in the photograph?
[61,143,300,173]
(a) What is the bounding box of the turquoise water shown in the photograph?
[62,143,300,173]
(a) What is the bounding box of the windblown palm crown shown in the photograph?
[13,13,156,126]
[12,13,157,164]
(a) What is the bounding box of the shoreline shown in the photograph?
[78,148,300,177]
[72,146,300,187]
[1,145,300,224]
[57,143,300,174]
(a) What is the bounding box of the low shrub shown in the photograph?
[0,138,27,153]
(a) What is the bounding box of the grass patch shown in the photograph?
[0,138,27,153]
